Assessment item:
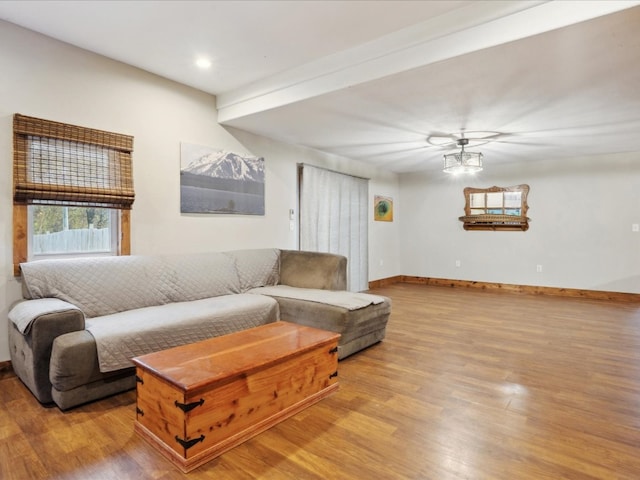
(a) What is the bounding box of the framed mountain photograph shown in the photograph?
[180,143,265,215]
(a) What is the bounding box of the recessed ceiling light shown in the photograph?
[195,57,212,69]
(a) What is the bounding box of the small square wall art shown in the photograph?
[374,195,393,222]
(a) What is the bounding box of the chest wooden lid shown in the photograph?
[131,321,340,393]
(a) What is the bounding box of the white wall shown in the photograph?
[399,152,640,293]
[0,21,401,362]
[224,127,402,283]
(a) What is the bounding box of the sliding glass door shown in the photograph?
[298,164,368,292]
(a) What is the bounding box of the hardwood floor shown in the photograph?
[2,283,640,479]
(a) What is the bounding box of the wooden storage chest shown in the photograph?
[132,321,340,472]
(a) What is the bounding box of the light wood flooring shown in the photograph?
[2,283,640,479]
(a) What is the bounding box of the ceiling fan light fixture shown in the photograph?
[443,138,483,174]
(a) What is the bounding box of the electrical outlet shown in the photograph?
[536,265,543,273]
[455,260,461,267]
[632,224,639,232]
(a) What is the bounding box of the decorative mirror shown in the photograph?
[459,184,530,231]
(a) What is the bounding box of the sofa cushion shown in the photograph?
[161,252,241,301]
[251,285,392,359]
[224,248,280,291]
[279,250,347,290]
[248,285,386,310]
[21,256,170,318]
[268,296,390,345]
[50,329,124,393]
[20,253,242,318]
[85,293,279,372]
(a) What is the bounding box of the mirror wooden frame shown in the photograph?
[459,184,530,231]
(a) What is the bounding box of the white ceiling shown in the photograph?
[1,0,640,173]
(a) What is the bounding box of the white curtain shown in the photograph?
[298,164,369,292]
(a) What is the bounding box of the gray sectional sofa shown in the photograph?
[8,249,391,410]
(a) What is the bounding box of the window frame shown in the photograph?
[12,114,133,276]
[459,184,530,231]
[13,206,130,276]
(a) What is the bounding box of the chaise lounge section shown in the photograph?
[8,249,391,410]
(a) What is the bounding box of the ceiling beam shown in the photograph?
[217,0,640,124]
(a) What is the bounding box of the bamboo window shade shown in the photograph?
[13,114,135,209]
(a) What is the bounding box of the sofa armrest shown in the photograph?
[279,250,347,290]
[9,298,84,334]
[8,299,85,404]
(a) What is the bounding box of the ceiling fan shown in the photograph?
[426,130,561,153]
[426,130,503,149]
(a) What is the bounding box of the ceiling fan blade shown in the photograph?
[426,131,503,147]
[462,139,492,148]
[489,139,557,147]
[426,133,457,147]
[462,131,502,140]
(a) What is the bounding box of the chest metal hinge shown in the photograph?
[175,398,205,413]
[175,435,205,451]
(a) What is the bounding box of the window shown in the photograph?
[13,114,134,274]
[28,206,119,260]
[459,184,530,231]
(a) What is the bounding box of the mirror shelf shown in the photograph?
[459,185,530,231]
